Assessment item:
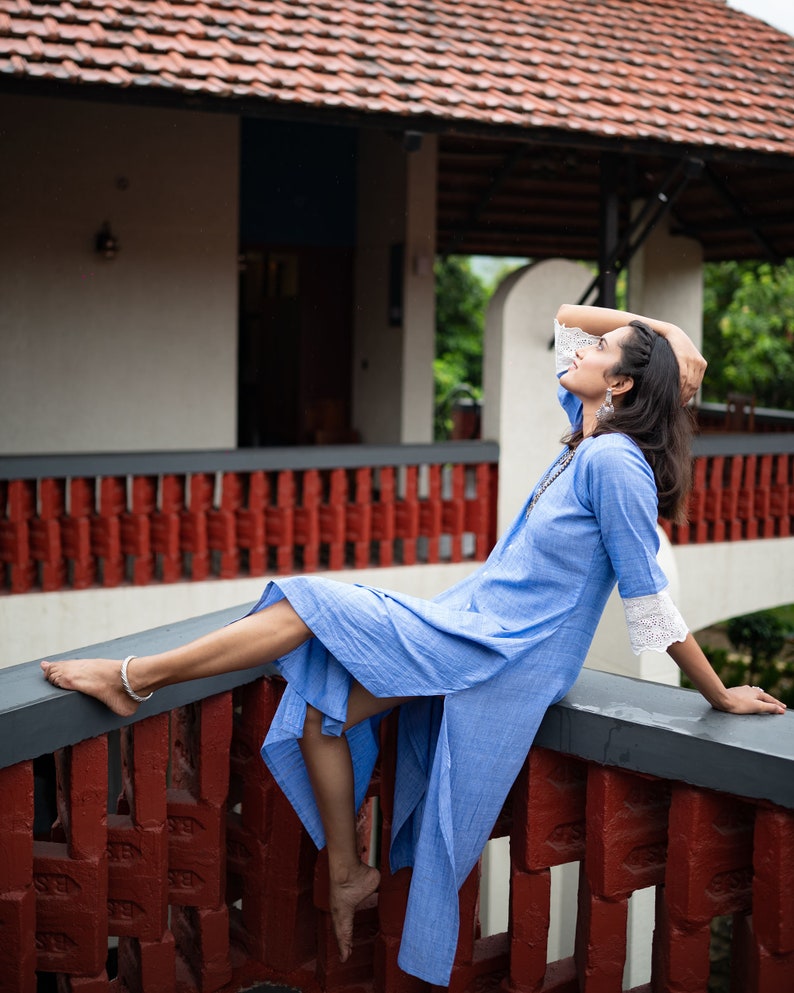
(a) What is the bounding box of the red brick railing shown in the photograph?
[2,640,792,993]
[3,437,793,596]
[0,443,499,595]
[663,436,794,545]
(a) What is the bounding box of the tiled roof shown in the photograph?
[2,0,794,157]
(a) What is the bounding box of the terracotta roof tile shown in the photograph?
[2,0,793,156]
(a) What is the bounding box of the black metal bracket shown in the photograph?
[577,156,704,306]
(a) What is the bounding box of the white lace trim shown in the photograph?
[622,589,689,655]
[554,319,601,374]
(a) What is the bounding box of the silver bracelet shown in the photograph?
[120,655,153,703]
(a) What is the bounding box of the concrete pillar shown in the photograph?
[400,136,437,443]
[627,212,704,353]
[352,131,437,444]
[352,130,406,444]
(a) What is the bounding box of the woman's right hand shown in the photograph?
[717,683,787,715]
[664,326,707,405]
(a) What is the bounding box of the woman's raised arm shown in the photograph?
[556,304,707,404]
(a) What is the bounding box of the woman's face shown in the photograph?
[559,325,633,402]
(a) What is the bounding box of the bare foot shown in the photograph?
[329,862,380,962]
[40,658,140,717]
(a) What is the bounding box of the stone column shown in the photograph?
[352,131,437,444]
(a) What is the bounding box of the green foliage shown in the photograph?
[433,256,488,440]
[692,607,794,708]
[433,255,533,439]
[772,602,794,630]
[702,259,794,409]
[726,610,786,686]
[434,253,791,439]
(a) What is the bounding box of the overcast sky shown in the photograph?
[726,0,794,36]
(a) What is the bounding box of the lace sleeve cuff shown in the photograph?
[554,319,601,374]
[622,589,689,655]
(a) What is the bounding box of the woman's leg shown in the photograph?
[40,599,311,717]
[41,597,410,962]
[299,681,412,963]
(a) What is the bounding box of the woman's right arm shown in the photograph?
[556,304,707,404]
[667,633,787,715]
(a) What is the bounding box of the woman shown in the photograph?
[41,304,786,986]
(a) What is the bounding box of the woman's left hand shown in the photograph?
[718,684,787,715]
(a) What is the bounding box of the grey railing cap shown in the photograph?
[0,441,500,480]
[537,668,794,808]
[3,607,793,809]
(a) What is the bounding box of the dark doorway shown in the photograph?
[238,118,358,447]
[238,245,355,445]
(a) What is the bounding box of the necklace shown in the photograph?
[525,447,576,517]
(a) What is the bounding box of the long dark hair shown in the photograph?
[570,320,694,522]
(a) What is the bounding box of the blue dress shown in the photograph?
[251,323,688,986]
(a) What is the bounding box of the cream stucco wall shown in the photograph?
[673,537,794,631]
[0,93,239,454]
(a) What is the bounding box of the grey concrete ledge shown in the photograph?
[698,401,794,426]
[3,608,793,810]
[692,431,794,457]
[0,441,500,481]
[4,434,793,482]
[1,603,269,771]
[536,668,794,809]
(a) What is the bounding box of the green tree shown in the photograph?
[433,255,532,440]
[726,610,787,689]
[434,256,487,439]
[702,261,746,396]
[702,260,794,409]
[692,606,794,710]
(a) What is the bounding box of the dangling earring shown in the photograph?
[596,387,614,422]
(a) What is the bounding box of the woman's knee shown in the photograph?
[273,598,313,640]
[303,703,325,737]
[344,682,413,730]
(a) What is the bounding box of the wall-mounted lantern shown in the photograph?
[95,222,119,260]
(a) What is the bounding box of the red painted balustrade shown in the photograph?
[661,450,794,545]
[0,446,499,595]
[3,442,794,597]
[1,675,792,993]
